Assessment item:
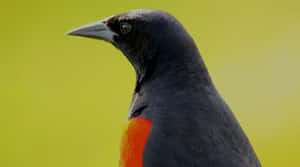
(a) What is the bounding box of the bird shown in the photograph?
[66,9,261,167]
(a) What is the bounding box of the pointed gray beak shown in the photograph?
[66,16,117,42]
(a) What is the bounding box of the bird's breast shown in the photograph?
[120,117,152,167]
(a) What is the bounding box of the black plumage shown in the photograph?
[67,9,261,167]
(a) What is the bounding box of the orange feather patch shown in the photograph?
[120,117,152,167]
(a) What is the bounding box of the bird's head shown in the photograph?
[67,9,198,79]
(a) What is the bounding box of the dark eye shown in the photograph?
[120,22,132,34]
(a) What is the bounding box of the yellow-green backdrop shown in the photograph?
[1,0,299,166]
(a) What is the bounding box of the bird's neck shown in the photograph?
[135,48,214,94]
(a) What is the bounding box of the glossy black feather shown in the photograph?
[108,9,261,167]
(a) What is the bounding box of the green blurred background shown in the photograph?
[1,0,299,166]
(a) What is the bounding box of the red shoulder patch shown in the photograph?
[120,117,152,167]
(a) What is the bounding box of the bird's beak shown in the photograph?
[65,16,116,43]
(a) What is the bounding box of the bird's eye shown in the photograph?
[120,22,132,34]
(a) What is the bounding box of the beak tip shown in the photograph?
[65,30,75,36]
